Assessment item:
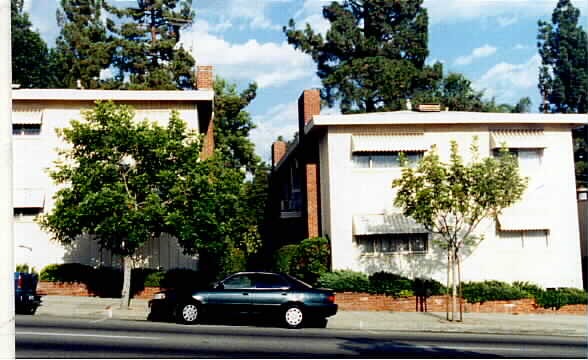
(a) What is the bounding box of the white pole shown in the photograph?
[0,0,15,358]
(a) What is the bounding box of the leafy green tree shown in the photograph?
[50,0,114,89]
[284,0,442,113]
[392,140,527,321]
[213,77,260,172]
[11,0,51,88]
[38,101,241,307]
[106,0,195,89]
[538,0,588,185]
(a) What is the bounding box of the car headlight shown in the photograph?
[153,293,166,300]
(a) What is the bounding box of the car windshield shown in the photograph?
[283,274,312,289]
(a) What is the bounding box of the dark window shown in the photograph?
[13,208,42,218]
[356,233,428,254]
[254,274,289,289]
[223,274,253,289]
[13,124,41,136]
[352,152,422,168]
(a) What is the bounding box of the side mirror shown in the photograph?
[214,282,224,290]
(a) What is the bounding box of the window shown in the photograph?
[13,208,42,220]
[352,152,423,169]
[356,233,428,254]
[222,274,253,289]
[254,274,289,289]
[493,149,542,173]
[498,230,549,249]
[12,124,41,136]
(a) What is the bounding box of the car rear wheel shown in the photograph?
[283,305,304,329]
[178,302,201,325]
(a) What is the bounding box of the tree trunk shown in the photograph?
[457,252,463,322]
[451,252,458,322]
[120,256,132,310]
[446,250,452,321]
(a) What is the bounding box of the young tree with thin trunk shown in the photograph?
[392,140,527,321]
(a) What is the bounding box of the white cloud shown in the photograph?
[473,54,541,103]
[182,20,315,88]
[423,0,587,24]
[454,45,497,65]
[497,16,518,27]
[198,0,293,31]
[250,102,300,163]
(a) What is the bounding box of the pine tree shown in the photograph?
[538,0,588,113]
[50,0,114,89]
[106,0,195,90]
[11,0,51,88]
[538,0,588,185]
[284,0,442,113]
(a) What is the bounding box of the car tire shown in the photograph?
[178,302,201,325]
[283,305,304,329]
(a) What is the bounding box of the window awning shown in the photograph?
[490,129,545,149]
[353,214,427,235]
[12,110,43,125]
[13,189,45,208]
[351,133,430,152]
[497,206,550,231]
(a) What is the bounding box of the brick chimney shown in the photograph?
[196,65,213,89]
[272,141,287,167]
[298,89,321,138]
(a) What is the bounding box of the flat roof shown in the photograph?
[306,111,587,134]
[12,89,214,102]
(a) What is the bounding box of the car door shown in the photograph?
[206,274,254,315]
[250,273,292,315]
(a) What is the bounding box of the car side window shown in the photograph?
[222,275,253,289]
[254,274,289,289]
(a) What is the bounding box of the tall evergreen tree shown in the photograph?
[106,0,195,90]
[11,0,51,88]
[538,0,588,113]
[538,0,588,185]
[50,0,114,89]
[284,0,442,113]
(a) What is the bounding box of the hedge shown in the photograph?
[316,270,446,298]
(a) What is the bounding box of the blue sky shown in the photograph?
[23,0,588,163]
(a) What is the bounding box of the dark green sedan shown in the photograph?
[148,272,338,328]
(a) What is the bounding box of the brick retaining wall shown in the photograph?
[336,292,587,315]
[36,282,587,314]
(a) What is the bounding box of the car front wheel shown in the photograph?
[178,302,201,325]
[283,305,304,329]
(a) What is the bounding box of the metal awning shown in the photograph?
[353,214,427,235]
[497,205,550,231]
[490,129,545,149]
[13,189,45,208]
[12,110,43,124]
[351,133,430,152]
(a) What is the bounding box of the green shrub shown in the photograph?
[144,271,165,287]
[398,289,414,297]
[368,272,412,297]
[39,263,94,283]
[536,288,588,310]
[288,237,331,285]
[461,280,529,304]
[512,281,544,299]
[16,264,37,274]
[161,268,208,291]
[317,270,370,293]
[274,244,298,274]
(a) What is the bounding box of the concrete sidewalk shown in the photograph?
[34,296,587,337]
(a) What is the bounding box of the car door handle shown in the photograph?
[242,292,249,296]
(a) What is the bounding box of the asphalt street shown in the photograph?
[16,315,588,358]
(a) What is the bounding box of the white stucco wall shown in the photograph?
[321,122,583,289]
[12,92,207,272]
